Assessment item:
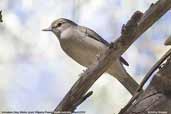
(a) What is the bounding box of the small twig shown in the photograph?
[119,48,171,114]
[71,91,93,111]
[0,10,3,22]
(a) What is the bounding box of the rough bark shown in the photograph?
[118,49,171,114]
[123,51,171,114]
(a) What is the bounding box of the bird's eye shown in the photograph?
[52,22,63,29]
[57,23,62,27]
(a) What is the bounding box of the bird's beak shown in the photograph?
[42,26,52,31]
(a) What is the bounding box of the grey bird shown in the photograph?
[43,18,139,95]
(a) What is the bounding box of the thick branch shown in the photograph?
[54,0,171,112]
[123,49,171,114]
[119,48,171,114]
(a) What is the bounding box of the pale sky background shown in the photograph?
[0,0,171,114]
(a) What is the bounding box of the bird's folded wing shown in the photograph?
[78,26,129,66]
[78,26,110,46]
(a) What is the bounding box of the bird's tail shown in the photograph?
[107,60,139,95]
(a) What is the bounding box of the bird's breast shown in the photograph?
[60,31,107,67]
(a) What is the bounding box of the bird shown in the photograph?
[42,18,139,95]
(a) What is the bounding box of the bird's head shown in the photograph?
[42,18,77,38]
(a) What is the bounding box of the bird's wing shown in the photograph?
[78,26,110,46]
[78,26,129,66]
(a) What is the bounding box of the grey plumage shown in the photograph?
[43,18,139,95]
[78,26,110,46]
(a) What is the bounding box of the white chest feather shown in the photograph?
[59,28,107,67]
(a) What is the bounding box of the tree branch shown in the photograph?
[119,48,171,114]
[54,0,171,113]
[122,49,171,114]
[0,10,3,22]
